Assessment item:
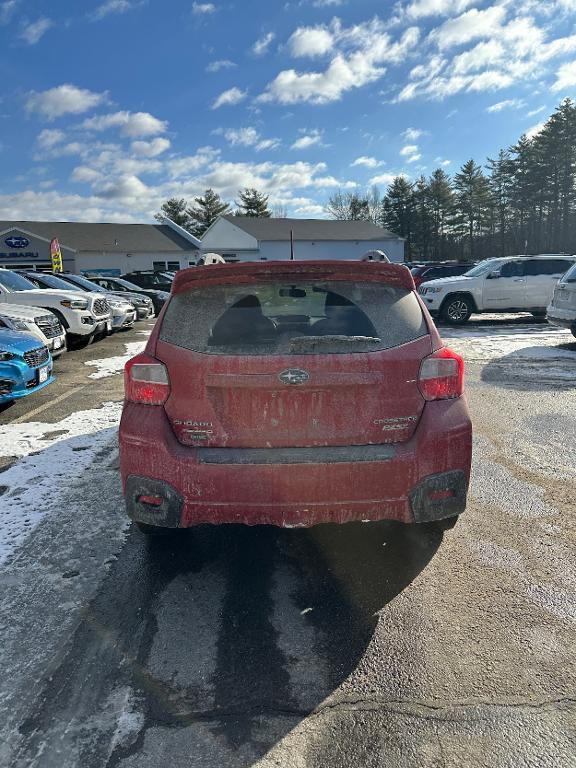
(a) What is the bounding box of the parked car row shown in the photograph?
[0,268,166,406]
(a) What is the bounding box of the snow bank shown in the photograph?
[84,341,146,380]
[0,402,122,565]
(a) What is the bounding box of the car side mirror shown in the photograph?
[487,271,501,279]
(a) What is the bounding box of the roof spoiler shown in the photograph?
[172,260,415,293]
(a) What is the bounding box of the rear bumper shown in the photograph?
[546,306,576,330]
[119,398,472,528]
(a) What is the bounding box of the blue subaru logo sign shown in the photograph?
[5,236,30,249]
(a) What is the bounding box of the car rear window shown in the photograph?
[159,280,428,355]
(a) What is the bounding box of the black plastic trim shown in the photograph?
[125,475,183,527]
[410,470,467,522]
[197,444,397,465]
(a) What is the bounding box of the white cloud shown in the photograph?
[0,1,18,25]
[526,121,546,139]
[402,127,424,141]
[291,130,323,149]
[192,2,215,13]
[552,60,576,91]
[400,144,418,157]
[224,127,260,146]
[429,7,507,50]
[26,84,108,120]
[259,19,419,105]
[252,32,275,56]
[368,172,399,186]
[212,86,247,109]
[435,156,451,166]
[206,59,236,72]
[312,0,343,7]
[167,146,221,178]
[256,138,281,151]
[289,25,334,57]
[20,17,53,44]
[90,1,143,21]
[71,166,104,183]
[406,153,421,163]
[82,110,168,137]
[351,156,382,168]
[405,0,473,19]
[37,129,65,149]
[398,9,576,103]
[131,137,171,157]
[526,105,546,117]
[486,98,525,113]
[294,203,325,215]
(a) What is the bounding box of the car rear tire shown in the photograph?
[531,312,547,322]
[441,296,473,324]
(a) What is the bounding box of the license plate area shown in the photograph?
[38,366,49,384]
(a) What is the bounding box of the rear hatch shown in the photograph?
[155,263,432,449]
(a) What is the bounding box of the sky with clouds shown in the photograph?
[1,0,576,222]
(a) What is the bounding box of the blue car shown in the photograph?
[0,328,54,404]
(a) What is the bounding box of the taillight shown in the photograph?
[418,347,464,401]
[124,353,170,405]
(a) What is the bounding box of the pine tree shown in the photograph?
[187,189,230,236]
[154,198,191,229]
[453,160,492,260]
[487,150,515,257]
[235,188,271,217]
[381,177,415,257]
[427,169,454,260]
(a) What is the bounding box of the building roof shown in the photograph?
[220,215,401,241]
[0,221,197,253]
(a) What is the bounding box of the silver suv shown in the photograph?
[547,261,576,337]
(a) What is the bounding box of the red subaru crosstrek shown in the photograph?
[120,261,472,534]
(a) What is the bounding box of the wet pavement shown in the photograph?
[0,317,575,767]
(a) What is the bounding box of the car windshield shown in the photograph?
[0,271,38,291]
[115,278,144,290]
[29,273,83,291]
[563,262,576,281]
[463,259,506,277]
[62,275,106,292]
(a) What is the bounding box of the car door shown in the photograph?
[525,259,576,309]
[482,259,528,310]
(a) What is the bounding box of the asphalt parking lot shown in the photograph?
[0,315,575,768]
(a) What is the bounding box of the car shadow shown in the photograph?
[116,520,442,764]
[481,342,576,390]
[14,515,443,767]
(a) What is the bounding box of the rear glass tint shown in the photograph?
[159,280,427,355]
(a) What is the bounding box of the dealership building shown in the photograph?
[0,216,404,273]
[0,220,201,274]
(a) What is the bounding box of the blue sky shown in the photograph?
[1,0,576,222]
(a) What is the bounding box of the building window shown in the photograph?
[222,253,238,262]
[167,261,180,270]
[153,260,167,271]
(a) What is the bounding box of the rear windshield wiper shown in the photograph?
[289,335,381,354]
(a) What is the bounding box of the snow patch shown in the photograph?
[443,325,576,380]
[84,341,146,380]
[0,402,121,565]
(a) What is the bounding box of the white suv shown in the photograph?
[547,261,576,338]
[419,255,576,324]
[0,269,111,344]
[0,303,67,357]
